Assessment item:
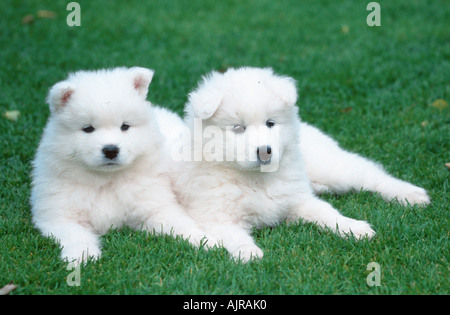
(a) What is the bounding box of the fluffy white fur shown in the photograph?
[30,67,212,264]
[170,67,430,262]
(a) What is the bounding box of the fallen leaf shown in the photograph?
[339,107,352,113]
[21,14,34,24]
[430,99,448,111]
[341,25,350,34]
[3,110,20,121]
[36,10,56,19]
[0,282,17,295]
[421,120,429,127]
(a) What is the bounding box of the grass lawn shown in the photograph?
[0,0,448,295]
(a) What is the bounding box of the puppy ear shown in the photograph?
[267,73,298,106]
[46,81,75,113]
[129,67,154,98]
[187,72,224,120]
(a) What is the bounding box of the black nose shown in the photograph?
[102,145,119,160]
[257,145,272,163]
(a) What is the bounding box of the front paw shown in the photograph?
[231,244,264,263]
[61,244,101,266]
[187,232,220,250]
[337,219,376,240]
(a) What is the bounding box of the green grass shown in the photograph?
[0,0,448,295]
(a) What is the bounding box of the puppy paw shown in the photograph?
[377,179,430,207]
[337,219,375,240]
[187,232,220,250]
[61,244,101,266]
[201,235,221,250]
[395,186,430,207]
[232,244,264,263]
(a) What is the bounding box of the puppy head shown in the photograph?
[45,67,158,172]
[185,67,300,172]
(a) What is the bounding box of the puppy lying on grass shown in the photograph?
[31,67,213,264]
[170,67,430,262]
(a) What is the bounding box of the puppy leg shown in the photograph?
[289,194,375,239]
[299,122,430,206]
[204,223,263,262]
[36,219,101,265]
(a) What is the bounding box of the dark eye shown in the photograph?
[232,124,246,134]
[82,125,95,133]
[266,119,275,128]
[120,123,130,132]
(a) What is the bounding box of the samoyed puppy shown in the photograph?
[171,67,430,262]
[30,67,213,264]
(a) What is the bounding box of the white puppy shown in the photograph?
[171,67,430,262]
[30,67,212,264]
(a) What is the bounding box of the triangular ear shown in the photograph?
[187,71,224,120]
[46,81,76,113]
[130,67,154,98]
[266,74,298,106]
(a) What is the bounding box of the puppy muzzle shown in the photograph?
[257,146,272,164]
